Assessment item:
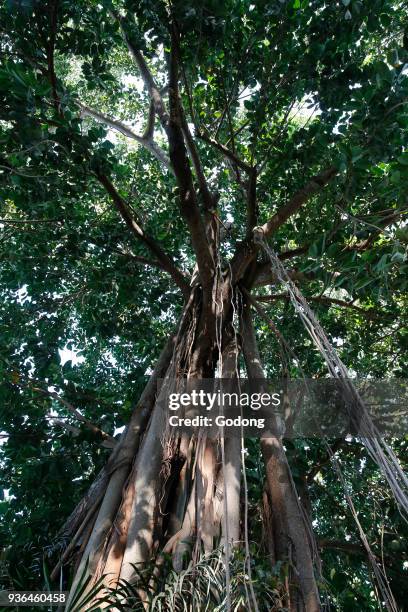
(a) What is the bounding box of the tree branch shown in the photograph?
[0,218,62,224]
[78,103,172,170]
[318,539,372,556]
[259,166,338,237]
[317,538,407,570]
[306,440,346,484]
[111,9,169,128]
[279,246,309,260]
[143,99,156,140]
[255,204,408,271]
[111,12,215,289]
[29,386,116,447]
[96,172,190,297]
[246,167,258,237]
[253,264,311,287]
[198,131,252,173]
[165,23,215,289]
[49,418,116,449]
[179,104,214,211]
[256,293,380,318]
[242,289,290,349]
[47,0,61,115]
[116,248,171,273]
[229,168,337,286]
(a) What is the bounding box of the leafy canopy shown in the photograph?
[0,0,407,608]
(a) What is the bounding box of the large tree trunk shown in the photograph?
[58,276,320,611]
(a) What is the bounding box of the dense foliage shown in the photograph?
[0,0,407,609]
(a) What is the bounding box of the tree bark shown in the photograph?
[65,335,175,606]
[241,300,321,612]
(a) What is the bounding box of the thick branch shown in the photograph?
[279,246,309,260]
[318,538,407,572]
[96,172,190,297]
[112,13,214,288]
[178,64,214,210]
[166,25,215,289]
[318,539,371,557]
[246,167,258,236]
[143,99,156,140]
[179,105,214,211]
[47,0,61,115]
[260,166,338,237]
[116,248,172,274]
[253,264,311,287]
[229,168,337,286]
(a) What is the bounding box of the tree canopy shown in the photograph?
[0,0,408,610]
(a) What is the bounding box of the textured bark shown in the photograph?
[61,273,324,612]
[117,399,167,583]
[241,301,320,612]
[100,463,137,588]
[164,435,193,539]
[65,336,175,605]
[196,436,217,552]
[220,335,242,546]
[62,255,324,612]
[220,437,241,546]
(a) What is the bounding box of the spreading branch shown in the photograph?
[259,206,408,265]
[279,246,309,260]
[260,166,338,237]
[143,99,156,140]
[78,103,171,170]
[165,24,215,289]
[111,11,215,289]
[317,539,407,570]
[111,9,169,127]
[96,172,190,297]
[229,167,337,285]
[179,105,214,211]
[49,418,116,449]
[116,249,172,273]
[253,265,312,287]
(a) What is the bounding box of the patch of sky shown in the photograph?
[58,344,86,367]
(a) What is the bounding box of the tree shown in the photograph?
[0,0,407,610]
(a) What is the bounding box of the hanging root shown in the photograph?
[257,236,408,520]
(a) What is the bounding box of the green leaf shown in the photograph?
[397,154,408,166]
